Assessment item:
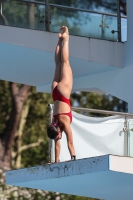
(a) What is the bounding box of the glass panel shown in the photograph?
[50,7,118,41]
[1,1,45,31]
[121,17,127,42]
[128,119,133,156]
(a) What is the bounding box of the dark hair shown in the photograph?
[47,124,58,139]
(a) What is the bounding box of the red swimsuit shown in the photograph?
[52,86,72,123]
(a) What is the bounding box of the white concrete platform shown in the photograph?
[6,155,133,200]
[0,25,123,91]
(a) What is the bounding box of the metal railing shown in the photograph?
[2,0,127,42]
[48,104,133,118]
[17,0,126,17]
[18,0,121,17]
[48,104,133,162]
[19,0,124,41]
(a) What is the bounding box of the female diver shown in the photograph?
[47,26,76,163]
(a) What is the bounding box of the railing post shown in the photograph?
[117,0,121,42]
[123,116,128,156]
[45,0,50,31]
[48,104,55,163]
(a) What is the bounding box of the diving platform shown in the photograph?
[6,155,133,200]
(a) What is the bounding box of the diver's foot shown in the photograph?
[58,26,69,41]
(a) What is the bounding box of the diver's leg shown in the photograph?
[52,37,62,91]
[58,26,73,98]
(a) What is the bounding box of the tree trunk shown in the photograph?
[12,99,31,169]
[0,83,31,170]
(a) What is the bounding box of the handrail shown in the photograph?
[72,106,133,117]
[12,0,127,19]
[48,104,133,118]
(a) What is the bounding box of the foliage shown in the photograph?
[20,87,52,167]
[0,81,12,135]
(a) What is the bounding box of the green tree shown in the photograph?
[14,86,52,168]
[0,81,31,169]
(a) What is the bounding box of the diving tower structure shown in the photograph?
[0,0,132,112]
[1,0,133,199]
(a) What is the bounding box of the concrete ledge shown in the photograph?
[6,155,109,184]
[6,155,133,200]
[0,25,124,67]
[0,25,124,89]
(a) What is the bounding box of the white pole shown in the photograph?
[123,116,128,156]
[48,104,55,163]
[0,1,2,15]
